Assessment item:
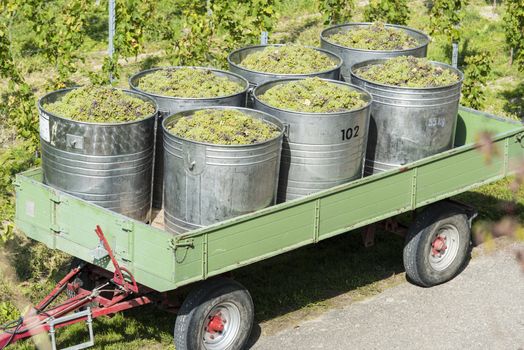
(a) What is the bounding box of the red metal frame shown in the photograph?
[431,235,448,256]
[207,313,225,334]
[95,225,139,294]
[0,226,152,349]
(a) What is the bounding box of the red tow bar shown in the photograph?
[0,225,151,349]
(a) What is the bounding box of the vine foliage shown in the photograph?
[164,0,277,68]
[364,0,410,25]
[318,0,355,25]
[503,0,524,71]
[20,0,89,88]
[0,1,39,241]
[429,0,468,43]
[461,51,493,110]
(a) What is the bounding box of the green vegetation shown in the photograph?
[168,109,280,145]
[461,51,493,109]
[429,0,468,44]
[319,0,355,24]
[258,77,367,113]
[163,0,277,69]
[43,86,155,123]
[364,0,410,25]
[326,22,419,50]
[355,56,460,87]
[238,45,337,74]
[504,0,524,71]
[137,68,244,98]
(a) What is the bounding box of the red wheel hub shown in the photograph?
[431,235,447,256]
[207,313,225,333]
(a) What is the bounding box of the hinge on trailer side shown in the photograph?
[50,191,61,204]
[170,238,195,264]
[169,238,194,250]
[515,132,524,147]
[50,224,68,235]
[117,219,134,232]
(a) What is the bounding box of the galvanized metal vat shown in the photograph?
[253,78,372,202]
[350,59,464,174]
[320,23,430,81]
[163,107,284,233]
[129,67,249,209]
[227,44,342,87]
[38,88,157,221]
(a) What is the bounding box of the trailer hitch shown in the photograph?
[0,226,151,349]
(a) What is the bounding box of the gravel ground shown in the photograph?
[251,242,524,350]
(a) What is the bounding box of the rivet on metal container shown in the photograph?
[350,59,464,174]
[38,88,158,222]
[253,78,373,202]
[320,22,430,81]
[162,106,284,234]
[129,67,250,209]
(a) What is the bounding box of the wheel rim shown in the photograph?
[202,302,241,350]
[428,224,460,272]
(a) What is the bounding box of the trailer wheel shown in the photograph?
[174,277,254,350]
[403,203,472,287]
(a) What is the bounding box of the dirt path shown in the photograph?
[250,241,524,349]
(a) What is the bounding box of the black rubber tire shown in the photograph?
[174,277,254,350]
[403,202,472,287]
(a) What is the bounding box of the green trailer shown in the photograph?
[3,107,523,350]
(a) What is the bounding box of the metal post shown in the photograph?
[108,0,115,82]
[452,42,458,68]
[260,31,268,45]
[49,321,57,350]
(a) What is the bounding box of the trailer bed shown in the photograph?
[15,107,524,292]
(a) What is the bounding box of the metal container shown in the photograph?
[129,67,249,208]
[38,88,158,221]
[253,78,372,202]
[350,59,464,174]
[228,44,343,88]
[163,107,284,233]
[320,23,430,81]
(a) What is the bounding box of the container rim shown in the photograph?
[349,59,465,91]
[320,22,431,53]
[227,44,343,77]
[128,66,250,100]
[252,77,373,116]
[162,106,285,148]
[38,87,159,126]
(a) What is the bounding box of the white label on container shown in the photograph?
[39,112,50,142]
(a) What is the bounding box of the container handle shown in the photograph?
[66,134,84,150]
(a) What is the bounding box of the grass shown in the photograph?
[0,0,523,348]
